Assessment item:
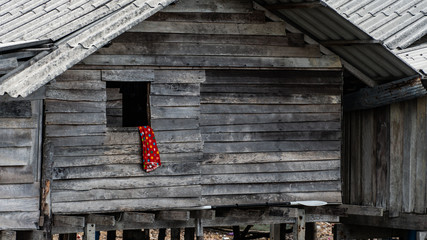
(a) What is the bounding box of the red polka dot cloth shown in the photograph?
[138,126,161,172]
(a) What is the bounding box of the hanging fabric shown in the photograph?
[138,126,161,172]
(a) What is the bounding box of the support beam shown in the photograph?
[0,231,16,240]
[344,76,426,111]
[195,218,203,240]
[122,212,155,223]
[293,209,305,240]
[84,224,95,240]
[157,211,190,221]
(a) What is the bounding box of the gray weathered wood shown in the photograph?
[151,83,200,96]
[45,100,106,113]
[0,231,16,240]
[157,211,190,221]
[48,80,105,90]
[151,96,200,107]
[361,109,375,206]
[86,215,115,226]
[203,141,340,153]
[45,113,106,125]
[203,131,340,142]
[46,89,106,102]
[0,147,31,166]
[201,122,340,133]
[159,0,253,13]
[130,21,286,36]
[122,212,155,223]
[201,104,340,114]
[0,129,32,147]
[0,198,39,212]
[293,209,305,240]
[46,125,106,137]
[154,70,205,83]
[101,70,154,82]
[201,93,340,105]
[375,106,389,208]
[415,97,427,213]
[84,223,96,240]
[203,151,340,164]
[151,107,200,119]
[200,113,340,125]
[0,183,40,199]
[52,185,201,202]
[53,215,85,228]
[82,55,341,69]
[49,136,105,147]
[0,101,32,118]
[0,212,39,230]
[389,102,404,217]
[56,70,101,81]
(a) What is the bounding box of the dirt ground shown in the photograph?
[55,222,333,240]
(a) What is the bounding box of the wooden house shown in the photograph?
[0,0,426,239]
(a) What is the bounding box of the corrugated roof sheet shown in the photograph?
[0,0,174,97]
[324,0,427,49]
[265,0,420,85]
[396,45,427,74]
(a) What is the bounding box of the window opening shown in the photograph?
[106,82,150,127]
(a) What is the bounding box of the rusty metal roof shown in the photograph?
[0,0,174,97]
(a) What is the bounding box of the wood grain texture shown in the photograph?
[414,97,427,213]
[0,212,39,230]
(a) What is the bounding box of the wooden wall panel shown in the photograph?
[200,70,342,206]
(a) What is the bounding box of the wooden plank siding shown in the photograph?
[0,99,43,230]
[47,1,343,215]
[200,70,342,205]
[343,96,427,215]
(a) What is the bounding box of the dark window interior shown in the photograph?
[106,82,150,127]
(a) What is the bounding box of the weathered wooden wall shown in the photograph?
[46,0,343,214]
[0,97,43,229]
[343,96,427,217]
[200,70,342,205]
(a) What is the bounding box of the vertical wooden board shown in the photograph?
[349,111,361,205]
[375,106,389,208]
[415,96,427,213]
[342,112,351,204]
[361,109,375,206]
[402,99,417,213]
[389,102,404,217]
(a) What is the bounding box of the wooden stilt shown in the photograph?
[171,228,180,240]
[158,229,166,240]
[195,218,203,240]
[84,224,96,240]
[123,230,144,240]
[270,224,280,240]
[59,233,77,240]
[107,231,116,240]
[184,228,195,240]
[143,229,150,240]
[0,231,16,240]
[233,226,240,240]
[292,209,306,240]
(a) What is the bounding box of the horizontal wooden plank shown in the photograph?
[48,80,105,90]
[82,55,342,69]
[101,70,154,82]
[49,136,105,147]
[204,70,342,84]
[98,42,320,58]
[203,131,340,142]
[201,122,341,133]
[115,32,289,46]
[54,145,140,157]
[45,125,106,137]
[160,0,253,13]
[203,151,341,164]
[200,84,341,95]
[151,83,200,96]
[52,185,201,203]
[0,129,32,147]
[200,113,340,125]
[202,192,342,206]
[0,147,31,166]
[202,181,341,196]
[201,93,341,104]
[0,198,39,212]
[53,162,200,179]
[151,107,200,119]
[52,198,200,214]
[151,118,199,130]
[158,142,203,154]
[0,212,39,230]
[45,113,106,125]
[54,154,141,168]
[151,96,200,107]
[0,165,35,184]
[105,130,201,145]
[202,160,340,174]
[203,141,340,153]
[0,101,32,118]
[130,21,286,36]
[147,11,266,23]
[201,104,341,114]
[52,175,201,191]
[45,100,106,113]
[56,70,101,81]
[46,89,106,101]
[0,183,40,199]
[154,70,205,83]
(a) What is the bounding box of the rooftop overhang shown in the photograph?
[255,0,426,111]
[0,0,175,98]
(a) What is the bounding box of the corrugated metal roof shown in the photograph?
[264,0,420,85]
[324,0,427,49]
[0,0,175,97]
[396,45,427,74]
